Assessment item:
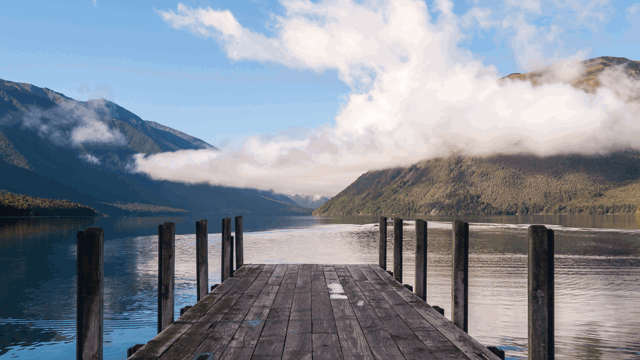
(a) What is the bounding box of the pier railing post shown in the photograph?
[77,227,104,360]
[196,219,208,302]
[230,235,234,276]
[222,217,232,281]
[528,225,554,360]
[452,220,469,332]
[393,217,403,283]
[158,222,175,334]
[379,216,387,270]
[415,219,427,301]
[235,216,244,269]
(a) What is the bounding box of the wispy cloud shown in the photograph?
[145,0,640,196]
[5,99,127,148]
[79,152,101,165]
[78,82,114,101]
[92,0,97,7]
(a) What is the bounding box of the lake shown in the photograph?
[1,214,639,359]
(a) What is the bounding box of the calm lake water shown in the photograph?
[1,214,639,359]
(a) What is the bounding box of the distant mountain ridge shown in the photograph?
[315,57,640,216]
[501,56,640,101]
[0,77,310,216]
[314,152,640,216]
[289,194,331,209]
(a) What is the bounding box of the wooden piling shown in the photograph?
[393,217,403,283]
[452,220,469,332]
[196,219,208,302]
[76,227,104,360]
[221,217,231,281]
[528,225,554,360]
[158,222,175,334]
[415,219,427,301]
[379,216,387,270]
[235,216,244,269]
[230,235,234,277]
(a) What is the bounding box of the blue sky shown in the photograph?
[2,0,640,195]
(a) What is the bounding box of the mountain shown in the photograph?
[501,56,640,101]
[0,78,311,216]
[289,194,331,209]
[315,57,640,216]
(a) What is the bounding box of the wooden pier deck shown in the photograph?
[129,263,501,360]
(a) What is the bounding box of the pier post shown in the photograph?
[379,216,387,270]
[393,217,403,283]
[415,219,427,301]
[528,225,554,360]
[158,222,175,334]
[222,217,232,281]
[452,220,469,332]
[77,227,104,360]
[230,235,234,276]
[235,216,244,269]
[196,219,208,302]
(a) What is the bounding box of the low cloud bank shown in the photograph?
[135,0,640,196]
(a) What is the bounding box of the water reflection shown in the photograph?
[1,215,639,359]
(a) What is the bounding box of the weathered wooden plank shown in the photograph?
[252,307,289,357]
[188,266,276,359]
[368,265,500,360]
[272,265,298,309]
[129,266,256,359]
[290,265,312,323]
[282,334,312,360]
[335,319,375,360]
[227,285,280,349]
[414,330,470,360]
[282,264,314,359]
[324,266,356,319]
[343,266,407,360]
[268,264,288,286]
[312,334,344,360]
[311,264,337,334]
[220,347,254,360]
[157,265,268,359]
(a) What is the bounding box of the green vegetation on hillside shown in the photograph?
[104,201,189,215]
[313,153,640,216]
[0,131,31,170]
[0,190,100,217]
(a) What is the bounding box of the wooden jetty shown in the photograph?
[128,263,500,360]
[76,215,556,360]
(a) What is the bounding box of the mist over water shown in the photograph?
[1,214,639,359]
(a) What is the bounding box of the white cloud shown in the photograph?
[79,152,101,165]
[145,0,640,196]
[16,99,127,148]
[92,0,97,6]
